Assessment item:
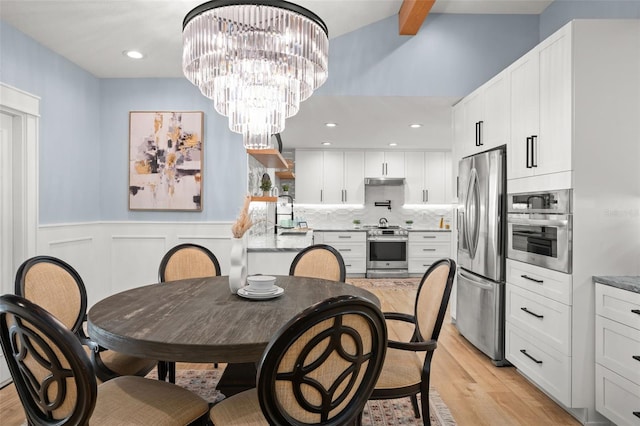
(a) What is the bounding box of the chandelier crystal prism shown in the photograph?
[182,0,329,149]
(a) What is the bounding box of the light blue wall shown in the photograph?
[540,0,640,39]
[321,13,540,97]
[99,79,247,221]
[0,21,102,224]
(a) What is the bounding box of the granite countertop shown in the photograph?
[248,232,313,252]
[311,227,451,232]
[593,276,640,294]
[407,228,451,232]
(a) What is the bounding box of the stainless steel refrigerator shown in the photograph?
[456,146,507,365]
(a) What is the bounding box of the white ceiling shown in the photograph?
[0,0,554,149]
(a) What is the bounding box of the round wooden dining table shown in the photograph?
[87,275,379,364]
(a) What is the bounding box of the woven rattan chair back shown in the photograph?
[289,244,346,282]
[0,294,97,425]
[14,256,87,334]
[159,243,221,282]
[415,258,456,342]
[257,295,386,426]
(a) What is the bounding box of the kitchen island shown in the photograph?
[247,231,313,275]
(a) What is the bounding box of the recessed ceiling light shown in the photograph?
[325,123,337,128]
[389,143,398,147]
[123,50,145,59]
[410,124,422,128]
[321,142,332,146]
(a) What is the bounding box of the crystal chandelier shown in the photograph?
[182,0,329,149]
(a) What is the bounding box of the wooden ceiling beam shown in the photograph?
[398,0,435,35]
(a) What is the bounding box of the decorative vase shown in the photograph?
[229,236,247,294]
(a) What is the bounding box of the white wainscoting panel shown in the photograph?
[37,222,234,307]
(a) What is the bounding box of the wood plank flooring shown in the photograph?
[0,282,580,425]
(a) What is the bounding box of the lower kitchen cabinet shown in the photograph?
[313,231,366,275]
[595,283,640,425]
[408,231,451,275]
[248,251,298,276]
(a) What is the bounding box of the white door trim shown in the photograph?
[0,82,39,264]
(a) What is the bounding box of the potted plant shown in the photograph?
[352,219,361,229]
[281,184,290,195]
[405,220,414,229]
[260,180,272,196]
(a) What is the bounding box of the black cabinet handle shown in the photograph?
[520,349,543,364]
[521,274,544,284]
[632,309,640,315]
[633,355,640,362]
[531,135,538,167]
[478,121,484,146]
[338,236,352,239]
[634,412,640,419]
[475,122,480,146]
[526,137,532,168]
[521,307,544,319]
[423,248,436,252]
[340,248,352,252]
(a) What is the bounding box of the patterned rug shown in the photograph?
[147,368,456,426]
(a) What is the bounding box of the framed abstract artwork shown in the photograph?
[129,111,204,211]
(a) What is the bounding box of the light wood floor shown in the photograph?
[0,283,580,425]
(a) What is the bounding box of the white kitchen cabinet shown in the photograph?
[405,152,449,204]
[594,283,640,426]
[508,25,572,181]
[248,251,298,276]
[407,231,451,274]
[295,150,364,204]
[0,353,10,387]
[456,71,510,158]
[295,150,323,204]
[314,231,366,275]
[364,151,405,178]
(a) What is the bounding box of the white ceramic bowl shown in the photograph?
[246,275,276,293]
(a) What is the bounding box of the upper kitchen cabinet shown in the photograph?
[364,151,405,178]
[295,150,364,204]
[455,71,511,159]
[509,24,572,181]
[405,151,450,204]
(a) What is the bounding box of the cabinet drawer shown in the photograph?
[596,284,640,331]
[408,232,451,243]
[333,243,366,259]
[596,315,640,386]
[320,231,367,244]
[506,284,571,355]
[506,322,571,407]
[595,364,640,426]
[507,259,572,305]
[408,242,450,259]
[409,257,442,274]
[343,258,366,274]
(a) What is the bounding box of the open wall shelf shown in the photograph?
[246,149,288,169]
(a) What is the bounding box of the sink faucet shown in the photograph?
[379,217,388,227]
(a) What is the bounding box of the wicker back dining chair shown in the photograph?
[209,295,387,426]
[158,243,222,382]
[159,243,221,282]
[14,255,157,383]
[289,244,346,282]
[367,258,456,425]
[0,294,209,426]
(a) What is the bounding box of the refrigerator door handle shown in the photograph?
[465,168,480,259]
[458,269,495,290]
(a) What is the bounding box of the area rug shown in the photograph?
[147,368,456,426]
[346,277,422,289]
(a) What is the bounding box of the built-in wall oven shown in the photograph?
[507,189,573,273]
[366,227,409,278]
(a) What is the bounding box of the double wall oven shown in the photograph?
[507,189,573,273]
[366,226,409,278]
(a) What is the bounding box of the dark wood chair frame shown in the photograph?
[288,244,347,283]
[0,293,98,425]
[14,255,154,383]
[256,294,387,426]
[367,258,456,425]
[158,243,222,382]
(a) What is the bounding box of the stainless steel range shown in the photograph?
[365,224,409,278]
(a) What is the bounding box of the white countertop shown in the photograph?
[248,231,313,252]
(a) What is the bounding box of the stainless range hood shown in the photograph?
[364,177,406,186]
